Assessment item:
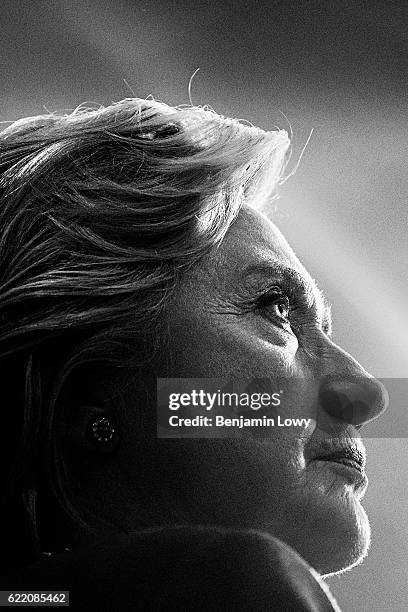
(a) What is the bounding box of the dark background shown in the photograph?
[1,1,407,609]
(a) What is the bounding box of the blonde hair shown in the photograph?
[0,97,290,569]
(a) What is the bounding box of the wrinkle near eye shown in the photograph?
[241,263,332,329]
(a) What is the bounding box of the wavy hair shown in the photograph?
[0,97,290,573]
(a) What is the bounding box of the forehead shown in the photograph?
[177,205,331,334]
[209,205,311,282]
[194,206,330,329]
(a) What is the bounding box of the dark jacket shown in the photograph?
[1,525,341,611]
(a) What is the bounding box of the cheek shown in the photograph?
[166,313,301,379]
[176,437,306,520]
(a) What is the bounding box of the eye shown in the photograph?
[269,295,290,320]
[257,288,292,326]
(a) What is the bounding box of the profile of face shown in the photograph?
[71,204,387,577]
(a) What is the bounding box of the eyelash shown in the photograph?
[252,284,332,339]
[256,285,299,331]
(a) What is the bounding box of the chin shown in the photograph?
[321,498,371,577]
[316,493,371,577]
[279,488,371,577]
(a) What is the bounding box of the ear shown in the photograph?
[62,405,119,454]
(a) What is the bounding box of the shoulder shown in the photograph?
[1,525,341,611]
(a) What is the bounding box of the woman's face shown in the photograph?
[117,205,387,576]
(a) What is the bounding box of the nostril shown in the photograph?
[317,377,388,431]
[318,388,371,426]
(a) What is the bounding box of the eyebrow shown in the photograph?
[241,262,333,334]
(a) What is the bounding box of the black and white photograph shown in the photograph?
[0,2,407,610]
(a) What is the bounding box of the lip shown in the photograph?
[313,448,366,473]
[306,438,368,489]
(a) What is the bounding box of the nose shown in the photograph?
[317,343,388,430]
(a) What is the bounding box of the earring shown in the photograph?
[88,416,117,445]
